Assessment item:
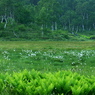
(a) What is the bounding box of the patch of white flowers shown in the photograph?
[2,51,10,60]
[1,49,95,65]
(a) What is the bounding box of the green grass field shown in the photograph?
[0,41,95,77]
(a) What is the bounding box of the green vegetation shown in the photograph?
[1,69,95,95]
[0,0,95,41]
[1,0,95,94]
[0,41,95,75]
[0,41,95,94]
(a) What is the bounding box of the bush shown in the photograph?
[1,69,95,95]
[90,35,95,39]
[51,30,69,40]
[15,24,27,32]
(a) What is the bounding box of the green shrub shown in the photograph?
[0,69,95,95]
[0,23,4,30]
[90,35,95,39]
[15,24,27,32]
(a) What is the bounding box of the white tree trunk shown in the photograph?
[82,24,85,31]
[72,26,74,31]
[1,16,7,28]
[55,22,57,30]
[76,26,79,33]
[51,22,54,31]
[93,23,95,29]
[1,16,3,23]
[4,18,7,28]
[41,24,44,37]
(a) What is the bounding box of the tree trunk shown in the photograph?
[1,16,7,28]
[68,20,71,31]
[82,24,85,31]
[93,23,95,29]
[72,26,74,31]
[76,26,79,33]
[55,22,57,30]
[41,24,44,37]
[51,22,54,31]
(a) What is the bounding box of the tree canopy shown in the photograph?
[0,0,95,40]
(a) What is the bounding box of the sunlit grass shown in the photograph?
[0,41,95,50]
[0,41,95,77]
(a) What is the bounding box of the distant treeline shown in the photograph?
[0,0,95,34]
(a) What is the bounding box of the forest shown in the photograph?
[0,0,95,40]
[1,1,95,94]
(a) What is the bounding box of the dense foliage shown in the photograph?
[1,69,95,95]
[0,0,95,40]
